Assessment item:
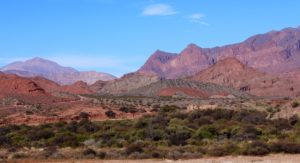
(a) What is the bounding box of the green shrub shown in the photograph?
[27,129,54,141]
[194,125,217,139]
[4,105,300,159]
[65,121,78,133]
[160,105,180,113]
[167,125,192,146]
[51,132,79,147]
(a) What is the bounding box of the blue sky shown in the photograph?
[0,0,300,77]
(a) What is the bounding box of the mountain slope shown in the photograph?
[138,26,300,78]
[123,79,250,98]
[190,58,300,97]
[0,73,46,98]
[190,58,266,88]
[138,50,177,76]
[0,73,66,104]
[1,57,117,85]
[99,73,161,95]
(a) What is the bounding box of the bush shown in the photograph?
[78,120,99,133]
[160,105,180,113]
[128,152,150,159]
[119,107,138,114]
[194,125,217,140]
[168,126,191,146]
[0,135,11,147]
[207,146,227,156]
[125,143,143,155]
[51,132,79,147]
[79,112,90,120]
[105,110,116,119]
[289,115,299,126]
[65,121,78,133]
[25,110,34,115]
[273,118,292,130]
[41,146,57,158]
[167,150,181,160]
[97,151,106,159]
[151,152,161,158]
[27,129,54,141]
[292,102,300,108]
[233,125,262,141]
[5,105,300,159]
[12,153,28,159]
[151,129,166,141]
[270,142,300,153]
[234,110,267,125]
[83,148,97,156]
[243,141,270,156]
[246,146,269,156]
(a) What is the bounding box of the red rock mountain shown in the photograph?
[190,58,265,88]
[0,73,98,103]
[138,27,300,78]
[0,73,46,98]
[61,81,94,94]
[0,73,59,104]
[190,58,300,97]
[1,57,117,85]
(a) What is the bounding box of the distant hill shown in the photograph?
[1,57,117,85]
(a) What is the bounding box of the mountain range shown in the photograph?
[1,26,300,98]
[138,27,300,78]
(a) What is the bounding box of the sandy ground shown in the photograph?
[8,154,300,163]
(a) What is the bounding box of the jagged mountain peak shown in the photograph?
[138,26,300,78]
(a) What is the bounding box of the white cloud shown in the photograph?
[142,4,177,16]
[188,13,205,20]
[187,13,209,25]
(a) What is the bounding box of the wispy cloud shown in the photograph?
[188,13,205,21]
[142,4,177,16]
[187,13,209,25]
